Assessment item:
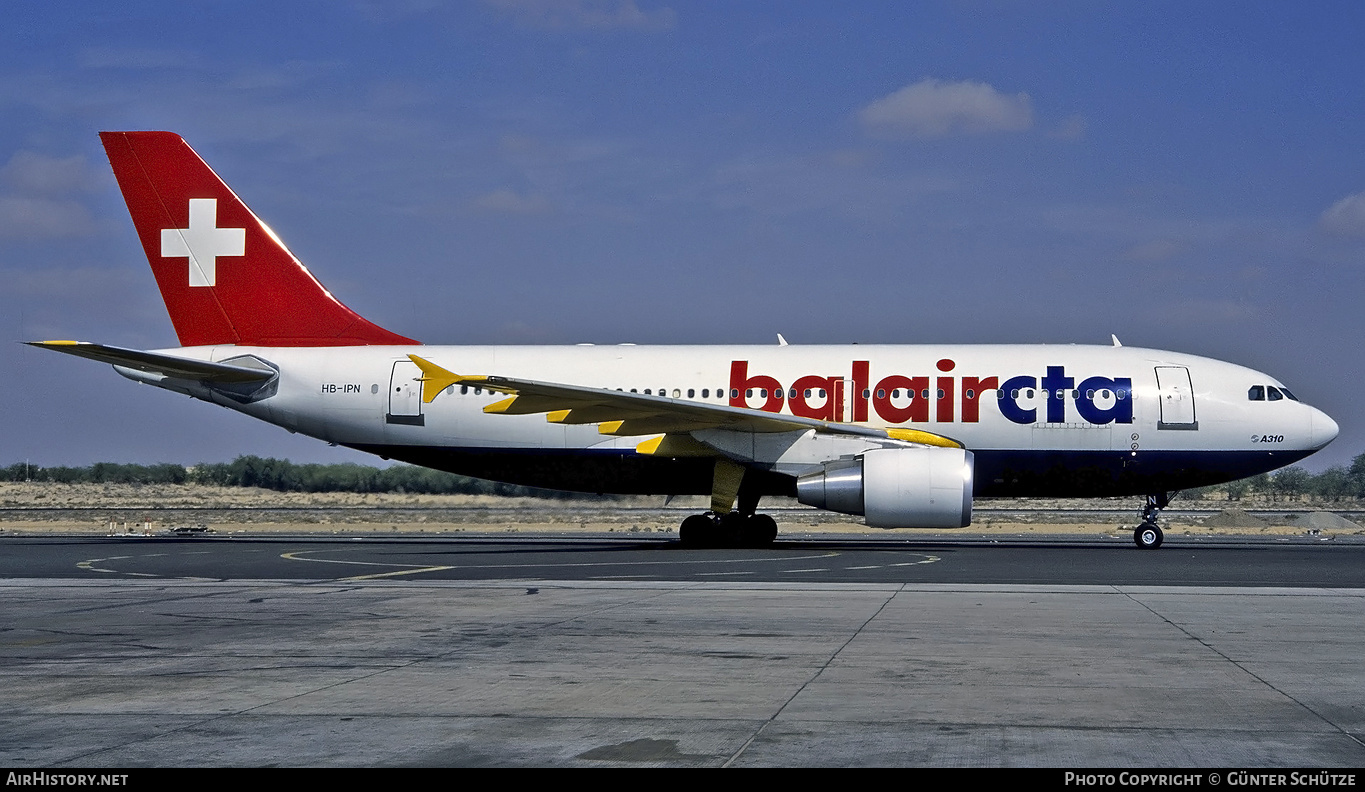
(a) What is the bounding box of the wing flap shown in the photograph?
[484,394,586,415]
[547,405,662,424]
[636,434,717,457]
[599,417,718,436]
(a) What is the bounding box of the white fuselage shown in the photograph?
[118,342,1337,500]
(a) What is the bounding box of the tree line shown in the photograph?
[5,453,1365,502]
[0,456,603,499]
[1211,455,1365,502]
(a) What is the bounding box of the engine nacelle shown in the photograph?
[795,447,974,528]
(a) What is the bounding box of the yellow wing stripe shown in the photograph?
[483,396,519,414]
[636,434,717,457]
[885,428,963,448]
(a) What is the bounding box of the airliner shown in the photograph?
[28,132,1339,549]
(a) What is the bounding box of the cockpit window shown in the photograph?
[1248,386,1265,401]
[1267,386,1284,401]
[1279,388,1299,401]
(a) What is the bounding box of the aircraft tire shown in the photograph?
[741,514,778,547]
[1134,524,1164,549]
[679,514,719,548]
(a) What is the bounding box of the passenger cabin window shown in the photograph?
[1248,386,1265,401]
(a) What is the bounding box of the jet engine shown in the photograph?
[795,447,974,528]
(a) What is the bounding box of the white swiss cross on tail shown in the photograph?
[160,198,246,287]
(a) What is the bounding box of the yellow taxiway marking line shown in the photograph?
[338,566,456,581]
[281,551,430,567]
[281,549,844,573]
[76,555,185,578]
[77,555,131,574]
[280,551,455,581]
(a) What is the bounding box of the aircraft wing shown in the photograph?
[26,341,276,383]
[408,354,963,448]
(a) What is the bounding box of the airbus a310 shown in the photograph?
[28,132,1340,548]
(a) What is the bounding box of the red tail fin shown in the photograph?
[100,131,417,347]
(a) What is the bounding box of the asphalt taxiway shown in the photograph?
[3,535,1363,767]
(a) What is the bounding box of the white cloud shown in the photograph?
[1319,191,1365,237]
[1050,113,1088,141]
[0,197,96,239]
[2,152,98,196]
[79,47,196,71]
[1122,239,1184,262]
[0,152,100,239]
[484,0,676,31]
[860,78,1034,139]
[473,188,552,214]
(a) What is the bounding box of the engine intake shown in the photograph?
[796,447,974,528]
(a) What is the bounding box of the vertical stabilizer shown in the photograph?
[100,131,417,347]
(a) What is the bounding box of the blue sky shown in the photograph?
[2,1,1363,473]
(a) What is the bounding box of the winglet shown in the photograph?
[407,354,465,403]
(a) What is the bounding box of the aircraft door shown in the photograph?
[1155,366,1197,430]
[387,360,425,426]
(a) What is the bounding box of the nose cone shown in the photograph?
[1310,407,1340,450]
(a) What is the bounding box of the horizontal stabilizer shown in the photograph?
[26,341,275,383]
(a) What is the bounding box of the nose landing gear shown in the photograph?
[1134,522,1163,549]
[1133,492,1173,549]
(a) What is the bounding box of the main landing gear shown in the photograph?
[678,458,779,548]
[1133,492,1174,549]
[679,512,778,548]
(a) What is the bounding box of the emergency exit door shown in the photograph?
[387,360,425,426]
